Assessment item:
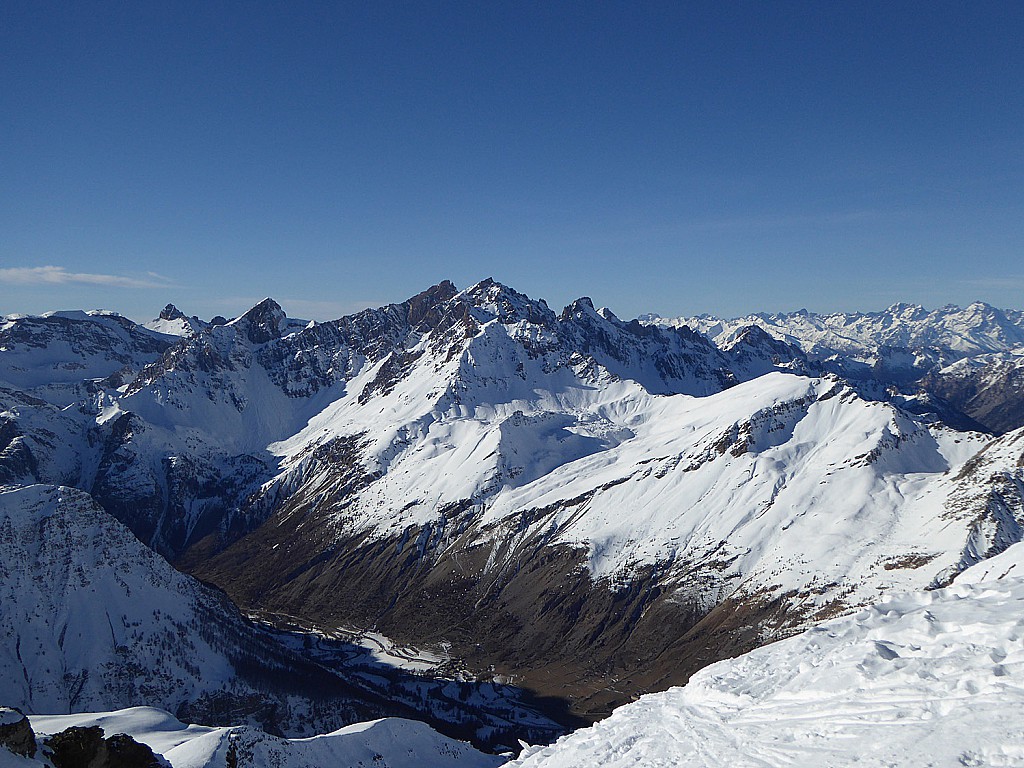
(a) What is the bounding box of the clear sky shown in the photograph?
[2,1,1022,322]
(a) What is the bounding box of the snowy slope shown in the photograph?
[201,353,1023,721]
[511,542,1024,767]
[0,484,236,715]
[0,310,172,402]
[263,366,1000,608]
[0,484,409,736]
[26,708,505,768]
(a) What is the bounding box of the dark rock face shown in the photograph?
[0,421,39,485]
[46,725,162,768]
[232,298,287,344]
[0,707,36,758]
[158,304,186,322]
[921,358,1024,435]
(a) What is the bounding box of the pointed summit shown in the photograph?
[406,280,459,330]
[231,298,287,344]
[560,297,598,322]
[158,303,186,321]
[461,278,555,326]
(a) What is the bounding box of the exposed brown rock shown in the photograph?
[188,489,798,725]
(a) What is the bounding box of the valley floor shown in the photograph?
[7,542,1024,767]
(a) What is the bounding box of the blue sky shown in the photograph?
[2,2,1022,322]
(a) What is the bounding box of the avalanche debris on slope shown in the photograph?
[511,542,1024,768]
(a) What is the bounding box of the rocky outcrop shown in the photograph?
[0,707,36,758]
[46,726,161,768]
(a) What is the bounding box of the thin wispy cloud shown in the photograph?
[281,298,382,321]
[0,266,173,289]
[961,276,1024,291]
[683,209,903,231]
[205,296,383,322]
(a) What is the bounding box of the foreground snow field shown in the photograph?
[511,542,1024,767]
[18,709,504,768]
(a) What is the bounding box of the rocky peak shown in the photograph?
[230,298,287,344]
[560,297,597,322]
[721,324,808,376]
[461,278,556,327]
[158,303,187,321]
[723,324,783,351]
[406,280,460,331]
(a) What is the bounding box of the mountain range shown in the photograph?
[3,279,1024,762]
[643,302,1024,433]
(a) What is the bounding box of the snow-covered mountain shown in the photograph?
[3,279,1024,732]
[643,302,1024,434]
[0,310,173,399]
[510,540,1024,767]
[2,279,794,559]
[195,367,1022,718]
[0,483,394,734]
[922,348,1024,435]
[644,301,1024,359]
